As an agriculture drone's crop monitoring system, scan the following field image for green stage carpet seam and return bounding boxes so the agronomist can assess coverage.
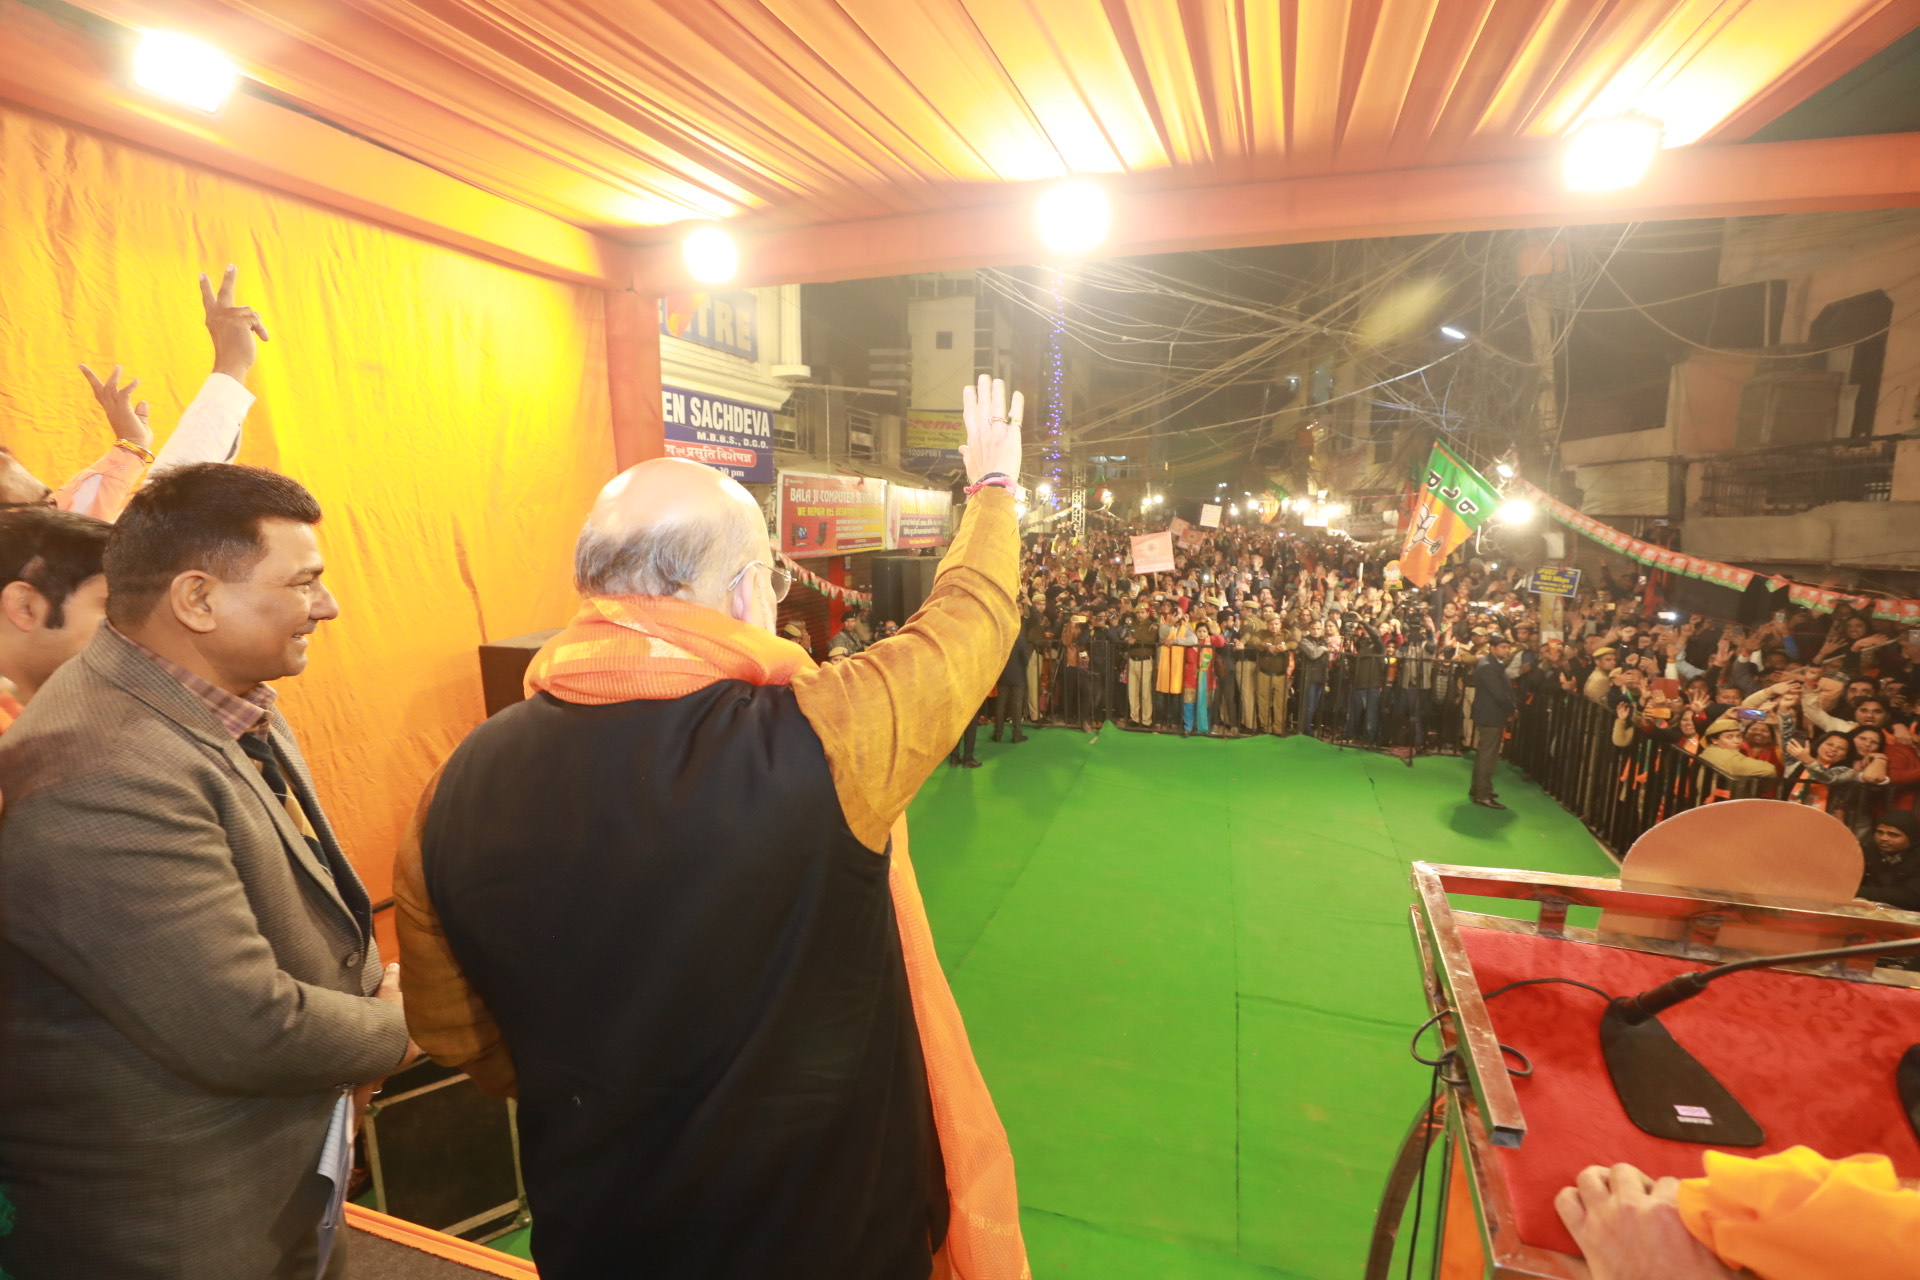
[938,741,1097,980]
[1235,991,1420,1032]
[1015,1206,1319,1280]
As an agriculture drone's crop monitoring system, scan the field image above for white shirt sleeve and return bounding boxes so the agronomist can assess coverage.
[151,373,253,474]
[63,473,106,514]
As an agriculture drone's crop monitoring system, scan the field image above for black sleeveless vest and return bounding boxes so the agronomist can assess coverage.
[422,684,947,1279]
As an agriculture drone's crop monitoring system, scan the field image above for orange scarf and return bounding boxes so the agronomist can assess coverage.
[526,596,1030,1280]
[1679,1147,1920,1280]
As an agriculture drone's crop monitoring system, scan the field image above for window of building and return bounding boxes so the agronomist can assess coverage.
[1810,290,1893,438]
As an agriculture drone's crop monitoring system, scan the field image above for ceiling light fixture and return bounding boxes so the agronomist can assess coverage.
[1561,114,1664,192]
[682,226,739,284]
[132,30,239,113]
[1034,180,1111,256]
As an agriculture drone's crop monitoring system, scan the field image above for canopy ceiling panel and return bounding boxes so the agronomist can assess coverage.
[60,0,1920,240]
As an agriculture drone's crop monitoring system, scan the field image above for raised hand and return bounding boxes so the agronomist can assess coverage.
[958,374,1024,488]
[77,363,153,450]
[201,264,271,382]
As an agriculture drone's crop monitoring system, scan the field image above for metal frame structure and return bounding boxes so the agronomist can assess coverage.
[363,1072,531,1244]
[1368,862,1920,1279]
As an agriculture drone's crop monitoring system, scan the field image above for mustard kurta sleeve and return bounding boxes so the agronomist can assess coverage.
[392,765,519,1096]
[791,487,1021,852]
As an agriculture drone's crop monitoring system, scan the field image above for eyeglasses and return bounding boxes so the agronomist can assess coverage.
[727,559,791,603]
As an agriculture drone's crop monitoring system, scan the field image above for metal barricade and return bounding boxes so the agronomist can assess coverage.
[1503,690,1787,854]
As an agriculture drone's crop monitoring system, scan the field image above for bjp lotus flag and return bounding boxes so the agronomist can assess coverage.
[1398,443,1501,588]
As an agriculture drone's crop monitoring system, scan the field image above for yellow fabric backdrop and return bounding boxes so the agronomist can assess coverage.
[0,103,615,925]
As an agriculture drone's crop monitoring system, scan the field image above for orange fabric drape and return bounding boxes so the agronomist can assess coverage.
[0,102,615,935]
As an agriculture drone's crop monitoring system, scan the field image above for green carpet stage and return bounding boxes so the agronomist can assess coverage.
[478,728,1610,1274]
[907,729,1613,1279]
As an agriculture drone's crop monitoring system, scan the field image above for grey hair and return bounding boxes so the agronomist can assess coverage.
[574,506,763,600]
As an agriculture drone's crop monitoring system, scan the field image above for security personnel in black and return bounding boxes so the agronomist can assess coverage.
[1469,635,1519,808]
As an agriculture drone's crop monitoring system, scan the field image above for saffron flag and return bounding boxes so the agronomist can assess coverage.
[1398,444,1501,588]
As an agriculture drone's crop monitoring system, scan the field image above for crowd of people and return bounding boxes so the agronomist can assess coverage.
[879,510,1920,910]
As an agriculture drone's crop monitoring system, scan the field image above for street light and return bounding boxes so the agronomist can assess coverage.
[1496,498,1536,526]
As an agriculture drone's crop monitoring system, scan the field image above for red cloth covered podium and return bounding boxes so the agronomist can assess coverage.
[1370,863,1920,1279]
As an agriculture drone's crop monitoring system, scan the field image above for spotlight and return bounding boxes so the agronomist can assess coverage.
[1561,114,1663,192]
[1439,325,1468,341]
[1230,505,1240,516]
[1496,462,1516,479]
[1036,480,1053,498]
[1034,180,1111,256]
[1098,488,1112,505]
[1496,498,1536,526]
[132,30,239,113]
[682,226,739,284]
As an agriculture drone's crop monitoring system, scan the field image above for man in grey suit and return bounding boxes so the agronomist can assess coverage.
[0,464,413,1278]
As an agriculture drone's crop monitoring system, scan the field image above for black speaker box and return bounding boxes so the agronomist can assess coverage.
[870,556,941,628]
[477,630,560,718]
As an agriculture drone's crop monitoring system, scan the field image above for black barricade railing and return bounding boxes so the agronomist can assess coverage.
[1289,654,1470,755]
[1014,646,1805,849]
[1504,689,1792,853]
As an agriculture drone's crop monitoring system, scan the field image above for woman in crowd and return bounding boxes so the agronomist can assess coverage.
[1782,730,1887,835]
[1180,621,1224,736]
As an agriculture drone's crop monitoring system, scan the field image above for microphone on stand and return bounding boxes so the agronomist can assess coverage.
[1601,936,1920,1146]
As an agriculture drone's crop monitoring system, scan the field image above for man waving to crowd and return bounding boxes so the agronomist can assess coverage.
[396,377,1031,1279]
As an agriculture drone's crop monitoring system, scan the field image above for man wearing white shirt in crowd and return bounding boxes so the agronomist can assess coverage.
[0,266,268,726]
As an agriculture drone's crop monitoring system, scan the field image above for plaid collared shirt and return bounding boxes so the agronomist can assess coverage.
[110,626,275,740]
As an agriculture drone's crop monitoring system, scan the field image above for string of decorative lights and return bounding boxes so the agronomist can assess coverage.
[1041,265,1068,506]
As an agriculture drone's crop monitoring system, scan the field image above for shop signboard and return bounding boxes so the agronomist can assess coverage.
[1525,566,1582,597]
[903,411,966,473]
[658,291,757,360]
[778,471,887,558]
[662,385,774,482]
[886,486,953,550]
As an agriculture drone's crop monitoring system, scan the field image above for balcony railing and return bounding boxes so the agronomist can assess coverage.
[1693,436,1894,518]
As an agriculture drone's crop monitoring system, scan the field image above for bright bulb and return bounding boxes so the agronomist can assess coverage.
[1034,180,1111,256]
[682,226,739,284]
[132,31,238,113]
[1561,114,1663,193]
[1496,498,1536,526]
[1036,480,1053,497]
[1496,462,1516,479]
[1439,325,1468,341]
